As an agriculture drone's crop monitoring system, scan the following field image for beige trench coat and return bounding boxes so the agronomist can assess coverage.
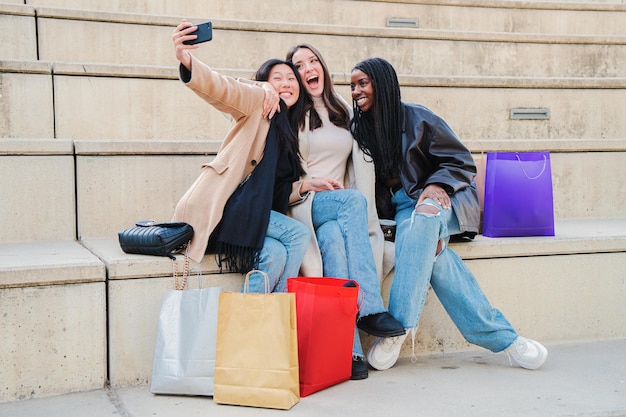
[172,55,270,262]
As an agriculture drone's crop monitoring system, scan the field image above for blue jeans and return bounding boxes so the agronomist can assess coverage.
[313,189,387,358]
[389,188,518,353]
[245,211,310,293]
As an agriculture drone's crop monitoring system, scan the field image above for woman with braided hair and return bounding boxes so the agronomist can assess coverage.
[350,57,548,371]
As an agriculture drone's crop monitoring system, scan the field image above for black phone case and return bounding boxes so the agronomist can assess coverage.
[184,21,212,45]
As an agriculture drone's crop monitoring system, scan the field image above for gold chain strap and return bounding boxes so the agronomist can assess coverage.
[172,244,191,290]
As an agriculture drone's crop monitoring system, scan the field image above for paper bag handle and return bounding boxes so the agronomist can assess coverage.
[243,270,270,294]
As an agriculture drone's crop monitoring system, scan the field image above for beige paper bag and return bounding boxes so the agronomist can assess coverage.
[213,272,299,410]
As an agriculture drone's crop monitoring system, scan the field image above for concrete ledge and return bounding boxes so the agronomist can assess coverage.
[20,0,626,36]
[0,68,54,138]
[47,68,626,141]
[452,218,626,259]
[0,239,107,402]
[84,217,626,279]
[32,6,626,44]
[81,237,241,281]
[74,152,214,238]
[0,5,37,62]
[31,9,626,77]
[82,237,243,388]
[0,281,107,402]
[0,137,73,155]
[72,141,626,235]
[377,220,626,356]
[0,140,75,241]
[393,251,626,352]
[464,138,626,152]
[84,216,626,387]
[52,61,626,88]
[0,240,105,288]
[0,4,35,16]
[73,138,223,155]
[0,60,52,74]
[4,61,625,140]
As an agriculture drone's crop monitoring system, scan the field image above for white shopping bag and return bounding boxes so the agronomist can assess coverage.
[150,271,222,396]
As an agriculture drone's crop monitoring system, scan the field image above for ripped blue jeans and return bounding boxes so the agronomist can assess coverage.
[389,188,518,352]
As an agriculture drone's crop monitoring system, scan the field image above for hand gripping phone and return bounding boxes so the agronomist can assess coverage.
[183,21,213,45]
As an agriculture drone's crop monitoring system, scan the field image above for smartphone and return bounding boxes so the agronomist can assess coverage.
[183,21,213,45]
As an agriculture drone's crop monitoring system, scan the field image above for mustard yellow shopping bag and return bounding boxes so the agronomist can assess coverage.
[213,271,299,410]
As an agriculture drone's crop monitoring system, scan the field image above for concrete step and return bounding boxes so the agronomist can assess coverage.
[2,217,624,397]
[0,240,107,401]
[2,61,625,141]
[40,10,626,77]
[82,219,626,387]
[2,134,625,397]
[72,139,626,240]
[2,5,625,77]
[20,0,626,35]
[3,137,625,396]
[0,139,75,241]
[2,0,625,406]
[2,138,624,246]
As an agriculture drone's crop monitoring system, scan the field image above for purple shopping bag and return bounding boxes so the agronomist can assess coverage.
[482,151,555,237]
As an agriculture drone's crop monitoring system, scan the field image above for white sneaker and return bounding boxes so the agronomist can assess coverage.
[366,332,408,371]
[505,336,548,370]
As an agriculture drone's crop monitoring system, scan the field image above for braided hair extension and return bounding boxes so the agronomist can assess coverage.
[254,59,306,178]
[350,57,403,179]
[286,43,350,131]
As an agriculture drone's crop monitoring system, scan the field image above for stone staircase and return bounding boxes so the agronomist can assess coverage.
[1,0,625,404]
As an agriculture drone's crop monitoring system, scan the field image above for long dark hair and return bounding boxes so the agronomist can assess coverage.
[350,57,403,179]
[286,43,350,132]
[253,59,306,177]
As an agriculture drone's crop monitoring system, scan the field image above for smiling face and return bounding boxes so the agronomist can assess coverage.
[350,68,374,113]
[267,64,300,108]
[290,47,325,98]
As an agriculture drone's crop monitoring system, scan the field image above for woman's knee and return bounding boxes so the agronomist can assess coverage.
[415,201,440,216]
[259,237,287,266]
[403,204,445,256]
[344,188,367,206]
[292,219,311,242]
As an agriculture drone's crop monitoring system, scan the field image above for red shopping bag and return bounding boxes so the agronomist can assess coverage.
[287,277,360,397]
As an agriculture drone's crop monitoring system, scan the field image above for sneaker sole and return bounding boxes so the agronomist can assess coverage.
[356,323,407,338]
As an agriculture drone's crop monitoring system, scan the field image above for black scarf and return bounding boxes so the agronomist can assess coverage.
[209,121,294,273]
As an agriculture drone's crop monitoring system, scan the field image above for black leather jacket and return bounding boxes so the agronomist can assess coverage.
[397,103,480,236]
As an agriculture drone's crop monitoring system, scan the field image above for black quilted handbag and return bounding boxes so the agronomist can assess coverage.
[118,220,194,259]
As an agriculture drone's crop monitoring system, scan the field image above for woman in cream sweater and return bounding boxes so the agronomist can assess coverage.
[286,44,404,380]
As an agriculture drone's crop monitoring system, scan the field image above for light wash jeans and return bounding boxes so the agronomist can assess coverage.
[389,188,518,352]
[313,189,388,358]
[245,210,310,294]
